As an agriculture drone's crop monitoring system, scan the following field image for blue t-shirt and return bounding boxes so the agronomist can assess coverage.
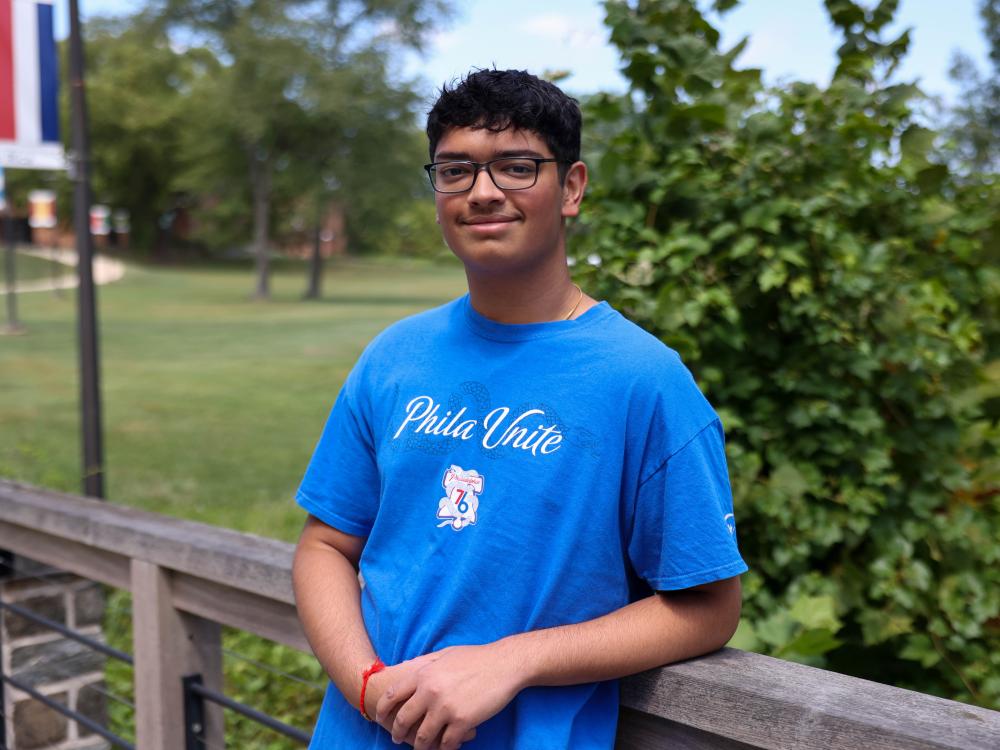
[296,296,747,749]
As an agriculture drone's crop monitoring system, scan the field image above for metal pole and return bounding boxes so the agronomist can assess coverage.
[0,550,10,750]
[183,675,206,750]
[2,209,20,334]
[68,0,104,499]
[0,587,6,750]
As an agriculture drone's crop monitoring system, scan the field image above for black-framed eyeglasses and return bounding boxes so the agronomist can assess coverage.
[423,157,569,194]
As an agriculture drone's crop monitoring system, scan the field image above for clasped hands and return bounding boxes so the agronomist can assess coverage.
[365,642,523,750]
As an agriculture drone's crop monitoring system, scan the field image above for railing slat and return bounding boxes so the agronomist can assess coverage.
[0,519,129,589]
[131,560,225,750]
[171,571,310,653]
[615,708,757,750]
[621,648,1000,750]
[0,480,293,603]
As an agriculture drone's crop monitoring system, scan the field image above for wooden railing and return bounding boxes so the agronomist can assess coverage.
[1,478,998,749]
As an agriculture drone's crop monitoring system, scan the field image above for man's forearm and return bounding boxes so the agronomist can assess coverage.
[377,577,742,747]
[502,578,742,690]
[291,533,374,710]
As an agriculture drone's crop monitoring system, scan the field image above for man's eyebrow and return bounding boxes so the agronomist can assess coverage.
[433,149,550,161]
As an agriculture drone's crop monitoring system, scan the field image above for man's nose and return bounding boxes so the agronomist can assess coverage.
[468,166,505,204]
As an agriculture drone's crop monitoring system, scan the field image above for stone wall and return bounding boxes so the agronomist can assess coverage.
[1,556,109,750]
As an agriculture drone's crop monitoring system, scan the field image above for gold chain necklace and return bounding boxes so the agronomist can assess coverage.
[563,284,584,320]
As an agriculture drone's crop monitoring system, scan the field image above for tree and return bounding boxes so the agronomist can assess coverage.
[947,0,999,173]
[156,0,450,298]
[578,0,999,708]
[270,50,432,298]
[84,13,211,254]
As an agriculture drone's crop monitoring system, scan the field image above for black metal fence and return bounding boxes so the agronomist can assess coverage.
[0,556,312,749]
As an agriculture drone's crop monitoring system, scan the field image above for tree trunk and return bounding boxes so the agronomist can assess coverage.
[250,149,272,299]
[303,217,323,300]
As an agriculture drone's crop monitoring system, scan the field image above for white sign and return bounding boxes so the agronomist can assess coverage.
[0,142,65,170]
[0,1,66,171]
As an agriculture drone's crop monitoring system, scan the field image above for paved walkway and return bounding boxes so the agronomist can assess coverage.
[0,248,126,294]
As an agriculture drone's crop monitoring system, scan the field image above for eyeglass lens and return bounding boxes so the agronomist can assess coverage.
[431,159,539,192]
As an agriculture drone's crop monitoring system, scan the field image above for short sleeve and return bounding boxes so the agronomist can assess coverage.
[295,371,380,537]
[628,420,748,591]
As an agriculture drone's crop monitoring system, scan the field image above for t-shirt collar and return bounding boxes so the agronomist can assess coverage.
[462,294,612,342]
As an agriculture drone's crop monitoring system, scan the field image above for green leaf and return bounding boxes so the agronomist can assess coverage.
[730,235,757,259]
[790,595,841,630]
[729,618,762,651]
[916,164,949,193]
[782,627,843,657]
[758,262,788,291]
[900,125,935,166]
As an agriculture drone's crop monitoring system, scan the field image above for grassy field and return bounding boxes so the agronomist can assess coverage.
[3,255,470,745]
[3,249,70,284]
[1,255,468,541]
[0,260,464,540]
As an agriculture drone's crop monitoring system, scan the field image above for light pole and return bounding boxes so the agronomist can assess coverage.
[68,0,104,499]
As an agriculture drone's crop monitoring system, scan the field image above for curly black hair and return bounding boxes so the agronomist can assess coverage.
[426,69,582,170]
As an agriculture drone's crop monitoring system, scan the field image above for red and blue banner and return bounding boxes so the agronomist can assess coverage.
[0,0,65,170]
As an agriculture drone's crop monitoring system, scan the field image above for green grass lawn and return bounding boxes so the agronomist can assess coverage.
[4,249,71,284]
[1,255,468,541]
[3,255,472,746]
[3,255,469,746]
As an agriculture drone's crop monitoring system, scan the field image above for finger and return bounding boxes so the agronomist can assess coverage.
[378,705,400,738]
[410,712,447,750]
[391,695,430,745]
[439,723,474,750]
[376,676,416,725]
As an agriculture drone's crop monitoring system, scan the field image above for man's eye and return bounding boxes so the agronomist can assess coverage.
[439,164,472,179]
[498,160,536,176]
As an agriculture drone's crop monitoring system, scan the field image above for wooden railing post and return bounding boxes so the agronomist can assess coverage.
[131,559,224,749]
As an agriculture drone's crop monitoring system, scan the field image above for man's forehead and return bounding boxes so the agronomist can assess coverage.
[433,126,551,160]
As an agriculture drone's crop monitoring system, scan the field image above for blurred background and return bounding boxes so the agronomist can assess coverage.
[1,0,997,745]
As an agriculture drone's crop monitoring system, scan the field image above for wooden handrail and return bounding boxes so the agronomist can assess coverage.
[1,478,998,749]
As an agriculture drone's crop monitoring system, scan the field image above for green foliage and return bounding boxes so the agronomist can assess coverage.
[359,198,451,258]
[9,1,449,266]
[155,0,450,295]
[579,0,1000,708]
[84,14,209,252]
[946,0,1000,174]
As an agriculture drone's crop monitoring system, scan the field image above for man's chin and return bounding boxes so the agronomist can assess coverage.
[449,246,551,277]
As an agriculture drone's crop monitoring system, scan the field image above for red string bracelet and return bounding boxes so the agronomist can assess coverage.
[359,657,385,721]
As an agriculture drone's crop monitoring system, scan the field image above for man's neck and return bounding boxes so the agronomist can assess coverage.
[465,265,593,324]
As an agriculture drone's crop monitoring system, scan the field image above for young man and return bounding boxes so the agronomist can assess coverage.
[292,69,747,750]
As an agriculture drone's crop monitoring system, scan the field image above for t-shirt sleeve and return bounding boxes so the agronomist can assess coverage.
[628,419,748,591]
[295,368,380,538]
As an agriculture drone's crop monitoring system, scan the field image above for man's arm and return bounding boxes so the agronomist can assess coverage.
[291,516,476,740]
[291,516,376,711]
[377,576,742,750]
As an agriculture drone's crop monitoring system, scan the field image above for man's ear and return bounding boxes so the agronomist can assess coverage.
[561,161,588,219]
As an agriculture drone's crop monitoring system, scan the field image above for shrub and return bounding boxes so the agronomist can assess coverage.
[574,0,1000,707]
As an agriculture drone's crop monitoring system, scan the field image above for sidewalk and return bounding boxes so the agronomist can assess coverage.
[0,248,126,294]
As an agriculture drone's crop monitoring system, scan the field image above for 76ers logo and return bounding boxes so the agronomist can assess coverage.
[437,465,484,531]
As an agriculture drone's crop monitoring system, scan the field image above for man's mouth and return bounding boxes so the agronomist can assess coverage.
[462,215,518,226]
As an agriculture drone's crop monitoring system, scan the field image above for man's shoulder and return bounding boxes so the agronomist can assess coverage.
[591,307,689,377]
[366,296,464,353]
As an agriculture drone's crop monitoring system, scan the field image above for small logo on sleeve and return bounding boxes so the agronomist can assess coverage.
[437,465,484,531]
[724,513,736,536]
